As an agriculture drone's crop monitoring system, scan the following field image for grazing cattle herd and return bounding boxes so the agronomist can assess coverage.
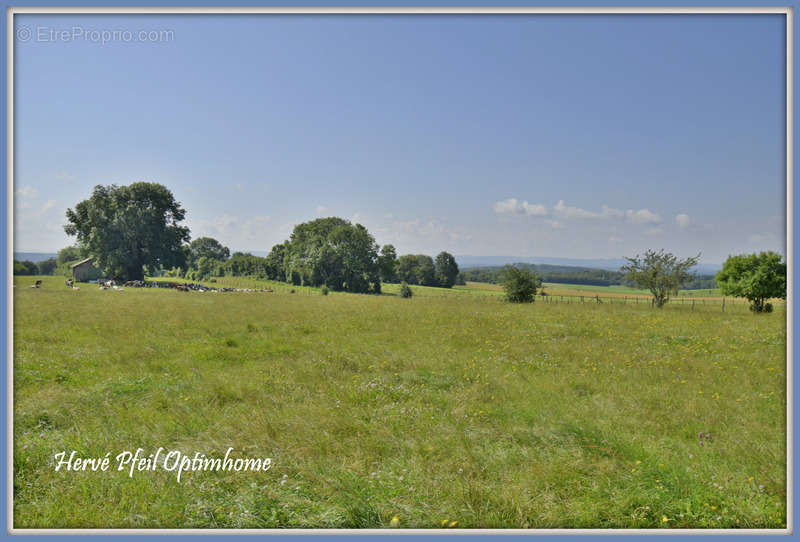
[52,278,274,294]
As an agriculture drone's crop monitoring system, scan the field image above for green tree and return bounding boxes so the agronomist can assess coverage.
[37,257,58,276]
[265,242,288,281]
[397,254,420,284]
[500,265,537,303]
[188,237,230,267]
[621,249,700,308]
[64,183,190,281]
[415,255,436,286]
[13,260,38,276]
[57,245,84,266]
[377,244,398,283]
[284,217,381,293]
[434,251,459,288]
[716,251,786,313]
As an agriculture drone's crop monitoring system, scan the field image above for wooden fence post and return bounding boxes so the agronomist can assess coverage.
[722,298,725,312]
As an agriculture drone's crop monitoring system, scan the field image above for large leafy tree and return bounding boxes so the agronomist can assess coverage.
[189,237,230,267]
[397,254,420,284]
[377,244,398,283]
[64,183,190,281]
[265,242,289,281]
[284,217,381,293]
[396,254,438,286]
[415,255,436,286]
[622,249,700,308]
[716,251,786,312]
[434,251,459,288]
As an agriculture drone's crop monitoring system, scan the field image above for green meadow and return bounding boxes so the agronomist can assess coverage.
[13,276,786,529]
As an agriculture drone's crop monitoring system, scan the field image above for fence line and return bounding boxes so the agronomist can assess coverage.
[524,292,773,312]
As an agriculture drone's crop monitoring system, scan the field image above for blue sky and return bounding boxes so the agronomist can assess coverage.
[13,13,786,263]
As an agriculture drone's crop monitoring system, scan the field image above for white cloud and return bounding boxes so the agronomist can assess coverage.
[187,214,272,249]
[554,200,601,219]
[54,171,76,181]
[601,205,624,218]
[371,216,473,253]
[40,199,57,213]
[675,214,691,229]
[545,220,564,229]
[625,208,663,225]
[747,232,780,245]
[15,186,38,198]
[645,226,664,236]
[553,200,624,220]
[608,236,623,242]
[493,198,548,217]
[316,205,329,215]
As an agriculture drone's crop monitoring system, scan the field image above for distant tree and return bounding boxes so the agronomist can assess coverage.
[189,237,230,267]
[434,251,460,288]
[397,254,420,284]
[57,245,84,266]
[64,183,190,281]
[716,251,786,313]
[377,244,398,283]
[500,265,537,303]
[622,249,700,308]
[415,255,436,286]
[194,256,217,280]
[37,257,58,276]
[399,281,413,298]
[265,242,288,281]
[13,260,38,276]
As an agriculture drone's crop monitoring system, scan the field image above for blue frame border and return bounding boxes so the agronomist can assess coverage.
[0,1,796,541]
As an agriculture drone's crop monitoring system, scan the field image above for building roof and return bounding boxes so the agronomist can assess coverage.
[70,257,95,268]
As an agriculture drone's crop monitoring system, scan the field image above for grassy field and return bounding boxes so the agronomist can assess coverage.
[13,276,786,529]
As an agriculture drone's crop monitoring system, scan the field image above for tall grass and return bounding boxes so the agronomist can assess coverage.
[13,276,786,528]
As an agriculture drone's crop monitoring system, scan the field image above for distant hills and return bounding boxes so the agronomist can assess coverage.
[454,255,722,275]
[14,252,57,263]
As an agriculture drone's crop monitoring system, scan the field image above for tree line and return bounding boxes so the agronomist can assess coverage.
[170,225,460,293]
[459,263,718,290]
[53,183,460,294]
[13,246,85,277]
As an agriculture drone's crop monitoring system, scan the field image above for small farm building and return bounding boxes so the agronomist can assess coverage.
[70,258,102,282]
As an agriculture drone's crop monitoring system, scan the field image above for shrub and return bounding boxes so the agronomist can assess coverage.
[500,265,537,303]
[399,281,413,298]
[321,285,329,296]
